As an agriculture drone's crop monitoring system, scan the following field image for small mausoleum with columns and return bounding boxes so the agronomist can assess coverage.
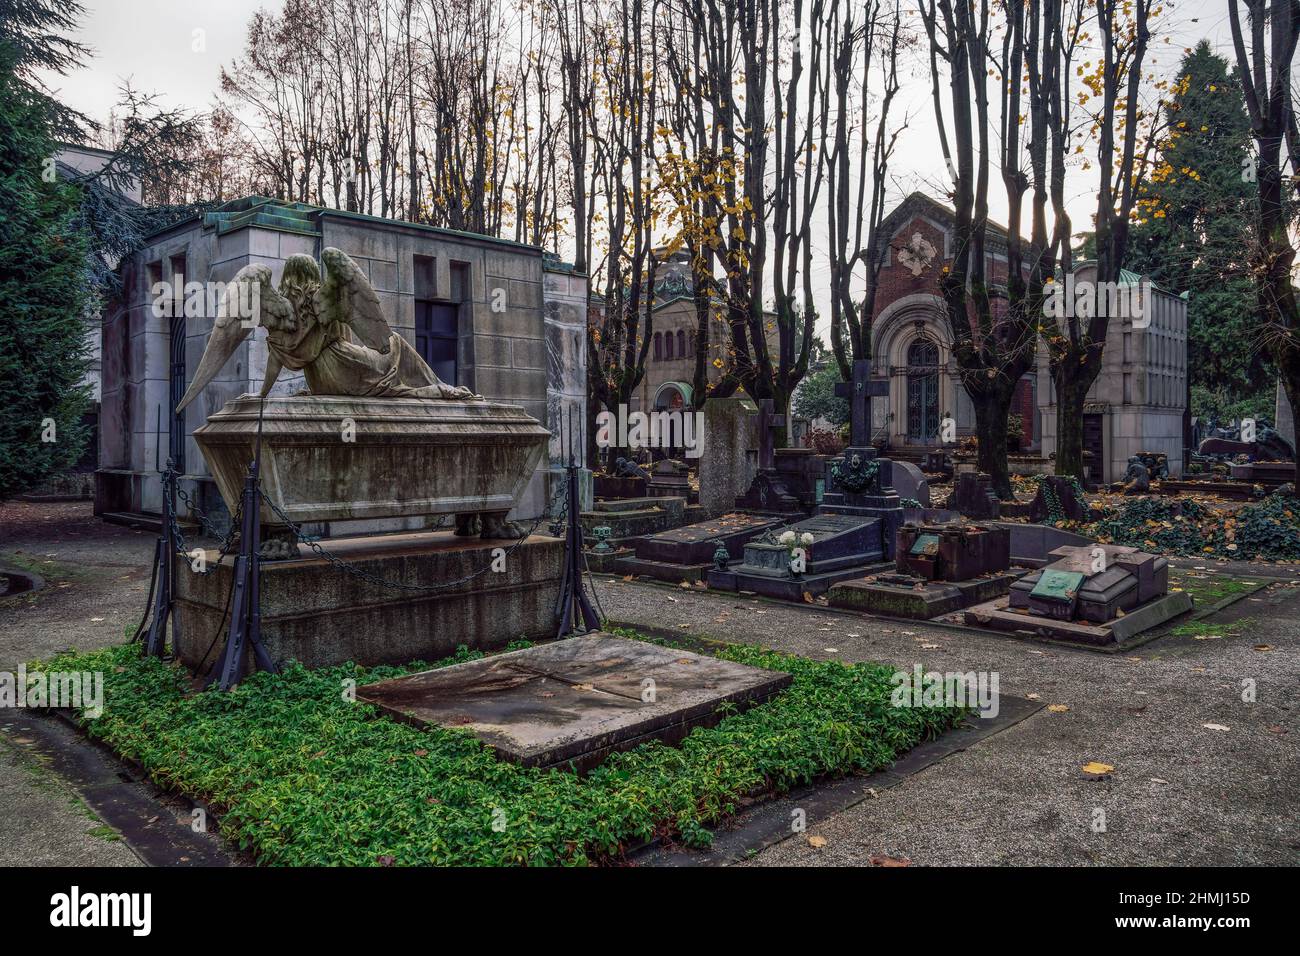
[866,192,1189,484]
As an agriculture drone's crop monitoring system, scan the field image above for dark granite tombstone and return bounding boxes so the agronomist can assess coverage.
[896,523,1011,582]
[734,401,824,518]
[706,511,891,600]
[814,358,906,560]
[594,475,648,499]
[891,460,931,507]
[952,471,1001,520]
[923,450,953,478]
[647,459,696,502]
[735,448,825,517]
[616,512,788,583]
[828,523,1016,619]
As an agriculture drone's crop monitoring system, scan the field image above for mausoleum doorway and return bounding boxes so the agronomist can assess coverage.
[906,339,941,443]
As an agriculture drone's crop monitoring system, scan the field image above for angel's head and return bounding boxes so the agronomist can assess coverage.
[279,254,321,325]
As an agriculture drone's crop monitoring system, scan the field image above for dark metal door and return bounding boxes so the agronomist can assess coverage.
[906,340,940,442]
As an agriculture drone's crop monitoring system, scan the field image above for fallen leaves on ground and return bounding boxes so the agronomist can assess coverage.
[1047,704,1070,713]
[1081,761,1115,777]
[807,835,828,848]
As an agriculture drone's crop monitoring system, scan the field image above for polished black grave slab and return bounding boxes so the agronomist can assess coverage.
[705,512,891,600]
[616,512,789,582]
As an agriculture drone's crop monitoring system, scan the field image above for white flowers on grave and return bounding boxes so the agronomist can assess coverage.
[800,532,814,546]
[778,530,797,547]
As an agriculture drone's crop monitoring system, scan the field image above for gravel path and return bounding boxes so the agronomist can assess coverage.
[0,500,158,667]
[1,501,157,865]
[3,502,1296,866]
[590,573,1300,866]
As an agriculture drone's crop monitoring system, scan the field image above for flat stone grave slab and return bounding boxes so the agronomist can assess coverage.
[357,634,792,772]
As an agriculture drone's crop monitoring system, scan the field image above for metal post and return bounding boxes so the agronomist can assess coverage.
[205,399,277,690]
[143,437,182,656]
[556,407,599,638]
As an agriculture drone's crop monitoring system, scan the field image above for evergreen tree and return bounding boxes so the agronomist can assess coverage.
[1126,41,1265,404]
[0,2,93,498]
[793,364,850,427]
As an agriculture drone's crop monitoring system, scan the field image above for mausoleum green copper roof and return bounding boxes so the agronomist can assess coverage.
[146,194,547,252]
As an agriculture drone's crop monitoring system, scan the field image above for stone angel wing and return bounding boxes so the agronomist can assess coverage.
[319,247,393,354]
[175,264,294,412]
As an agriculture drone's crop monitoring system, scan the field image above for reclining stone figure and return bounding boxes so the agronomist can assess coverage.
[178,248,527,539]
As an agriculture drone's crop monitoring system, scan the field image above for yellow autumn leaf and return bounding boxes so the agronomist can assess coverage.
[807,835,828,848]
[1081,761,1114,775]
[1048,704,1070,713]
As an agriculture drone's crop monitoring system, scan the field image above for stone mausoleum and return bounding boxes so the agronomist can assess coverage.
[866,192,1189,483]
[95,196,587,532]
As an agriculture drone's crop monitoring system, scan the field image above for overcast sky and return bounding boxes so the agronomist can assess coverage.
[43,0,1240,320]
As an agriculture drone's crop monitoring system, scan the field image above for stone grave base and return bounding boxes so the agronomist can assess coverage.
[1156,480,1256,501]
[616,555,713,584]
[617,513,788,584]
[962,591,1193,646]
[579,496,690,545]
[708,561,893,601]
[174,531,564,671]
[357,633,791,772]
[584,546,634,574]
[828,572,1020,619]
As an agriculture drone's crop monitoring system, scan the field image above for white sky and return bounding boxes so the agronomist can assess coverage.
[45,0,1239,327]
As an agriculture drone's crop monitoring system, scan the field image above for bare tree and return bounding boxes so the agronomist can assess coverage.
[1229,0,1300,485]
[919,0,1053,497]
[823,0,906,382]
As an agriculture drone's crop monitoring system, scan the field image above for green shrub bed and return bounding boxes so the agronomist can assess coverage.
[42,636,966,866]
[1092,494,1300,561]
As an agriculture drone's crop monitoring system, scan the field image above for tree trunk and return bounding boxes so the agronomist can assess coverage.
[973,390,1013,499]
[1053,371,1090,482]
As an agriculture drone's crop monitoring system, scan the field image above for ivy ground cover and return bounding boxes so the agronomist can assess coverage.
[40,635,966,866]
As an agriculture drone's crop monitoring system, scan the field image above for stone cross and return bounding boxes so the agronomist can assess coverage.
[756,398,786,471]
[835,358,890,448]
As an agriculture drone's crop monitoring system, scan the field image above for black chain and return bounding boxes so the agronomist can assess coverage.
[256,481,569,592]
[166,468,243,574]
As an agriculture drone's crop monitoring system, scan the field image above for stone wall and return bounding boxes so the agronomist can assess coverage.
[1277,380,1295,451]
[698,397,759,516]
[543,261,592,512]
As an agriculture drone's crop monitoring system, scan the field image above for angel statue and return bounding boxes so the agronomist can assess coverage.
[177,248,529,540]
[176,247,479,414]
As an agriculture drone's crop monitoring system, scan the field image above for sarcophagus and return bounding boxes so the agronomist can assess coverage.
[193,394,549,526]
